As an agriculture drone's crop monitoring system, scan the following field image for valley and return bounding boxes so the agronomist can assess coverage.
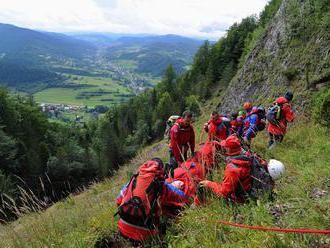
[0,24,203,121]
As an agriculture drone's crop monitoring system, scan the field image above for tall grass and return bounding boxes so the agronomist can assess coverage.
[0,117,328,247]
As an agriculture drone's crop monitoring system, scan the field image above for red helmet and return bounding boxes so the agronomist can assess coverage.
[243,102,252,110]
[220,136,242,156]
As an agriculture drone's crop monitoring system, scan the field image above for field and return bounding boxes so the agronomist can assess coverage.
[33,76,134,107]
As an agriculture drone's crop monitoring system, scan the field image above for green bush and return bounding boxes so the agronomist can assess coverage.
[283,68,299,81]
[312,87,330,127]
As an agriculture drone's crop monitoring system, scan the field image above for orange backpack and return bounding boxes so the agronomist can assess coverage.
[116,159,165,229]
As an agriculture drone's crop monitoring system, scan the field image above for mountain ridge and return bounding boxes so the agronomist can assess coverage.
[0,23,202,92]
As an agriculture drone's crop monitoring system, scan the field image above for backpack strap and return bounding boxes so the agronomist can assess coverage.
[145,177,164,227]
[227,155,251,162]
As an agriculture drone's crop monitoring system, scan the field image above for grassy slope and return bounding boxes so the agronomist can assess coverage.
[163,119,330,247]
[0,102,329,247]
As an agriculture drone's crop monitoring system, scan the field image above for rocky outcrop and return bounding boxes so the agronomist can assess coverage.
[219,0,330,112]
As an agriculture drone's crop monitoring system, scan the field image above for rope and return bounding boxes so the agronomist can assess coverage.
[211,219,330,234]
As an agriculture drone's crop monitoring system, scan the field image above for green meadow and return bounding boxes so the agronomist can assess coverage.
[33,76,134,107]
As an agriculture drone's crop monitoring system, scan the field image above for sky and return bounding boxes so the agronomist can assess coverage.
[0,0,269,40]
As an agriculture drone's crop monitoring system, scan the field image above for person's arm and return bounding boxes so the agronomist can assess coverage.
[203,120,210,132]
[201,167,239,198]
[170,126,182,162]
[189,127,195,154]
[238,121,244,137]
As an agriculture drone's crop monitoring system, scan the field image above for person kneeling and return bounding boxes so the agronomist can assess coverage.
[199,136,253,203]
[199,136,285,203]
[115,158,186,244]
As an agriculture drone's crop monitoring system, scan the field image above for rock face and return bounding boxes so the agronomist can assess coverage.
[219,0,330,112]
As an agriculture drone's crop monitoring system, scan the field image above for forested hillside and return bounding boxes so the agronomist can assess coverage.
[0,0,329,246]
[0,24,95,90]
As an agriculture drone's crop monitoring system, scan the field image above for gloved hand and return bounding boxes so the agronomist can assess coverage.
[203,123,209,132]
[199,180,211,188]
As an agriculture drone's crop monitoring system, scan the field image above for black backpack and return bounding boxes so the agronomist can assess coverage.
[266,103,283,126]
[255,108,266,131]
[249,155,274,200]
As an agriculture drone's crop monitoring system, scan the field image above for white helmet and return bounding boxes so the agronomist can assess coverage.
[268,159,285,180]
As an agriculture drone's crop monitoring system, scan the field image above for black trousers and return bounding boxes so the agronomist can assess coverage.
[168,149,187,168]
[268,133,284,148]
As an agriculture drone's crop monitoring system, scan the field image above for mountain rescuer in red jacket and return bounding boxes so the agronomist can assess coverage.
[116,158,186,243]
[267,91,295,148]
[203,111,231,141]
[162,141,222,216]
[169,110,195,170]
[243,107,261,144]
[199,135,253,203]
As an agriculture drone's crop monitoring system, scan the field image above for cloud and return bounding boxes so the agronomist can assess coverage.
[0,0,268,40]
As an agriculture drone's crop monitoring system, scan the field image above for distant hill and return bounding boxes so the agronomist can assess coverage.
[0,24,203,92]
[0,23,96,89]
[67,32,151,46]
[103,34,204,76]
[0,24,95,65]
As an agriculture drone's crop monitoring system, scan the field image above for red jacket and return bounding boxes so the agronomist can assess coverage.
[205,151,252,202]
[170,118,195,163]
[162,158,208,213]
[205,116,230,141]
[267,97,295,135]
[196,141,220,170]
[181,158,208,183]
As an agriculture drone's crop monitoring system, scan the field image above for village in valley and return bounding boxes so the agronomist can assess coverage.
[40,102,109,123]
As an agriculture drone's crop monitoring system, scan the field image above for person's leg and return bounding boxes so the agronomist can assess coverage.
[183,150,188,161]
[167,149,178,177]
[275,134,284,143]
[196,184,207,205]
[169,149,178,168]
[268,133,275,149]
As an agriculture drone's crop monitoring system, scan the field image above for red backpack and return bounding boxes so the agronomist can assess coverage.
[116,159,165,229]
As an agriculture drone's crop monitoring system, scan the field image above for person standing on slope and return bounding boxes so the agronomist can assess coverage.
[169,110,195,170]
[203,111,231,141]
[267,91,295,149]
[243,107,263,145]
